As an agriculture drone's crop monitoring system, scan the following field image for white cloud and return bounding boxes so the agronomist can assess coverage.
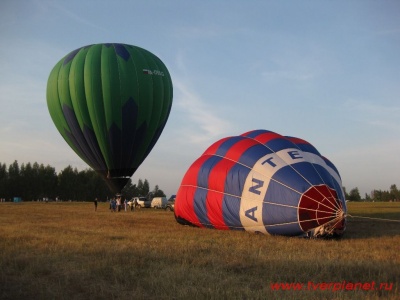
[170,51,232,145]
[173,79,232,145]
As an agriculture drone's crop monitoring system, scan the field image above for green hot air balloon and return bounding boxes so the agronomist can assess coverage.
[46,43,173,192]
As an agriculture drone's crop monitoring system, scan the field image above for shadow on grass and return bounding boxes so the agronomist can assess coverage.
[343,216,400,239]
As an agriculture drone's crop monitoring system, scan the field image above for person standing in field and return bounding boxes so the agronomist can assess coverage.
[94,198,98,211]
[111,198,116,212]
[116,197,121,212]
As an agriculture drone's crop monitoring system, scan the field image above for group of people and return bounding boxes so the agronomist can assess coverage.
[93,197,134,212]
[109,197,130,212]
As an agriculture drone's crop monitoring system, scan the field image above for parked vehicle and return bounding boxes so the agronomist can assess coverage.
[128,197,148,210]
[165,195,176,211]
[128,196,168,209]
[150,197,168,209]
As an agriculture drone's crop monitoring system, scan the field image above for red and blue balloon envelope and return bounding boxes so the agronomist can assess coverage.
[175,130,346,238]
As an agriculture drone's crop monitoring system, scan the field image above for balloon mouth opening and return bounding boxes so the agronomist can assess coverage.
[101,171,132,193]
[298,185,346,236]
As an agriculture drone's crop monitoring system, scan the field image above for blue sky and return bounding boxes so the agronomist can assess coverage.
[1,0,399,198]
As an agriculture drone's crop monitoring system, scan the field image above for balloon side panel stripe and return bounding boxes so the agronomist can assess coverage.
[176,186,204,228]
[175,156,210,226]
[286,137,321,156]
[238,144,274,167]
[193,156,222,228]
[222,194,245,230]
[197,156,223,188]
[211,138,258,229]
[241,129,274,139]
[264,180,302,235]
[193,188,213,228]
[215,136,244,157]
[224,164,251,199]
[245,131,283,144]
[264,138,297,152]
[62,105,103,170]
[120,98,139,175]
[206,190,229,230]
[180,156,210,186]
[102,45,121,171]
[85,45,112,171]
[203,137,230,156]
[69,48,107,172]
[207,158,238,229]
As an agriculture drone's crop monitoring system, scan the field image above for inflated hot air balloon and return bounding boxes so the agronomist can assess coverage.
[175,130,346,238]
[47,43,173,192]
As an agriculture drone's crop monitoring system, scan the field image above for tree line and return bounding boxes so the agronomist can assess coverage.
[1,160,398,202]
[0,160,166,202]
[343,185,400,202]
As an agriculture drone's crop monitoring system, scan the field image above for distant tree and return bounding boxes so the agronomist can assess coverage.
[0,161,169,202]
[8,160,20,198]
[364,193,371,201]
[143,179,150,196]
[136,179,150,197]
[121,179,139,199]
[0,163,8,199]
[20,162,36,200]
[348,187,361,201]
[40,164,58,200]
[77,169,90,200]
[136,179,144,196]
[371,189,392,202]
[58,166,79,200]
[152,185,166,197]
[86,170,113,201]
[389,184,400,201]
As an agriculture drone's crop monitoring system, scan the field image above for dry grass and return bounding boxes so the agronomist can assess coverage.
[0,201,399,300]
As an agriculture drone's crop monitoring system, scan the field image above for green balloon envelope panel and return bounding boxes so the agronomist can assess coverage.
[46,43,173,192]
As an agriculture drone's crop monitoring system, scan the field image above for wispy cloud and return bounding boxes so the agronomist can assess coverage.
[343,98,400,132]
[259,42,323,84]
[344,98,400,115]
[173,79,232,145]
[261,70,314,82]
[173,23,235,40]
[34,0,107,32]
[169,51,233,145]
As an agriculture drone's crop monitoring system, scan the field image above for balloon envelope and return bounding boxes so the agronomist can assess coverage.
[175,130,346,238]
[47,43,173,192]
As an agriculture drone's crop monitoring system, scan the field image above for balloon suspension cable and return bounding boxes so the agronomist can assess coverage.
[346,214,400,223]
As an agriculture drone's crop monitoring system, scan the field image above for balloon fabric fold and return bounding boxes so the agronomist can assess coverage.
[47,43,173,192]
[175,130,346,238]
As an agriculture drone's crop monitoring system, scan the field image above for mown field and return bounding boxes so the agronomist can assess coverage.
[0,201,399,300]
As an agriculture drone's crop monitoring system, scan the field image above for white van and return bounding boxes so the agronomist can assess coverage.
[150,197,168,209]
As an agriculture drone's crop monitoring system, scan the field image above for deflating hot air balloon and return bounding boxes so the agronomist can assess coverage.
[47,43,173,192]
[175,130,346,238]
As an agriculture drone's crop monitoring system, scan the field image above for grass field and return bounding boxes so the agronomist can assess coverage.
[0,201,399,300]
